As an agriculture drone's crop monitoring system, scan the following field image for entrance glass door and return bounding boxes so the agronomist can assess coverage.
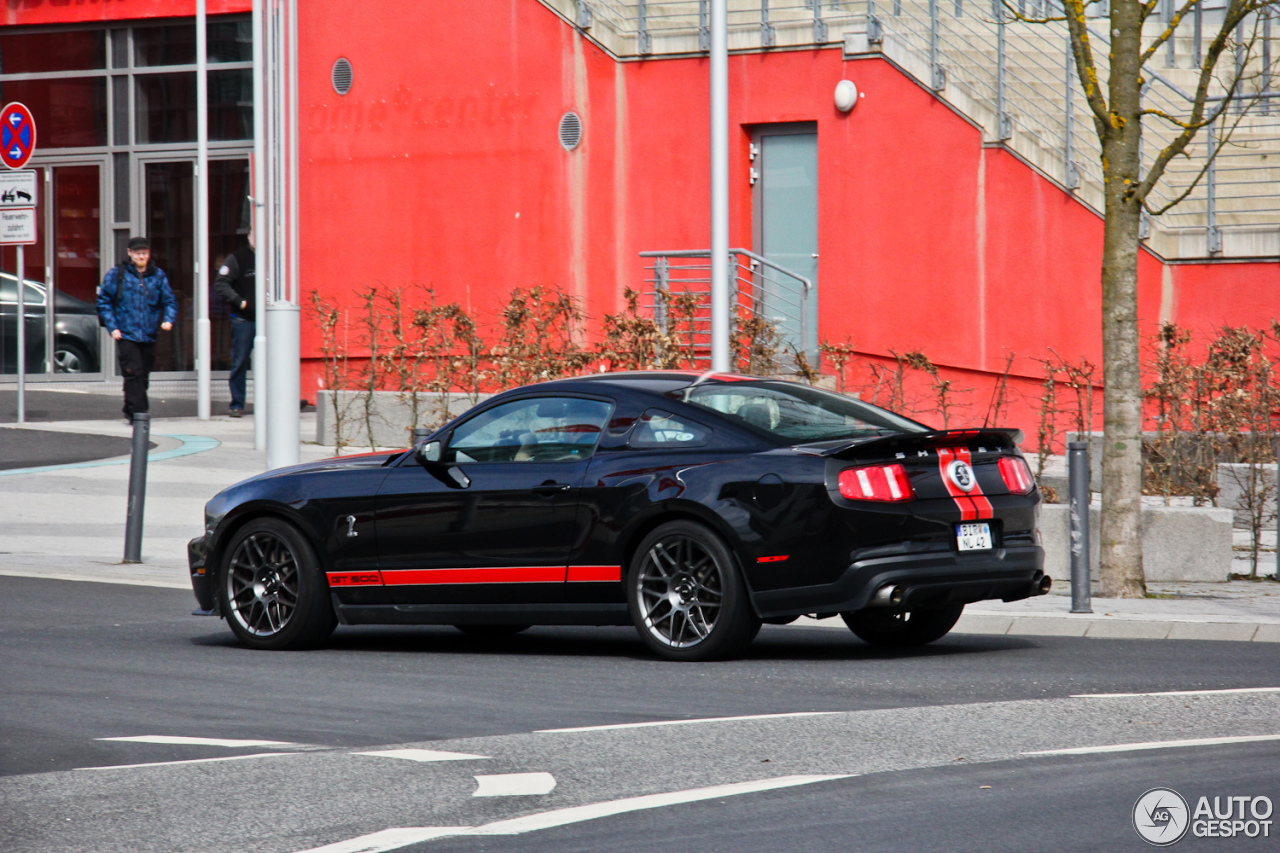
[143,160,194,372]
[754,125,818,356]
[1,162,105,375]
[141,156,249,374]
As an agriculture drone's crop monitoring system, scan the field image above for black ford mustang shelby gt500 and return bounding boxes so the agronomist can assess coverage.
[189,372,1048,660]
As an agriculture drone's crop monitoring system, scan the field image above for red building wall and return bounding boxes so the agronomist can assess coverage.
[7,0,1279,436]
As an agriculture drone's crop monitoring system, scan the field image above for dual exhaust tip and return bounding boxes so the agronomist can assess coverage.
[872,573,1053,607]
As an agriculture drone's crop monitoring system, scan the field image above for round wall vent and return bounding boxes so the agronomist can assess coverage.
[331,57,353,95]
[559,111,583,151]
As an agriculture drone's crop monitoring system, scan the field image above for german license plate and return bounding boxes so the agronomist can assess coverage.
[956,522,993,552]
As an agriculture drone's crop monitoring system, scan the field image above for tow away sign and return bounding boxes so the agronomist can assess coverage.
[0,169,37,207]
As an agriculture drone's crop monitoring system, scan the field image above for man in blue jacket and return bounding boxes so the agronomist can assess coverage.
[97,237,178,422]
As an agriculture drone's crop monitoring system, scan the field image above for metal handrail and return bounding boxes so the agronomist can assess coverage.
[639,248,813,364]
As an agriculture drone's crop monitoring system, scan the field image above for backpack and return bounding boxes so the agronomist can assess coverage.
[97,262,126,329]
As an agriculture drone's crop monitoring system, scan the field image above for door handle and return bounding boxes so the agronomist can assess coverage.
[533,481,571,495]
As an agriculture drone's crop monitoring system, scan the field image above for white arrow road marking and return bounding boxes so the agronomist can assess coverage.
[1071,686,1280,699]
[81,752,298,771]
[296,775,849,853]
[473,772,557,797]
[97,735,298,748]
[537,711,842,733]
[1023,733,1280,756]
[353,749,489,762]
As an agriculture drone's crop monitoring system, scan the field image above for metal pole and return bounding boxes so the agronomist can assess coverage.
[123,412,151,563]
[996,0,1009,140]
[15,244,24,423]
[1068,440,1092,613]
[196,0,211,419]
[710,0,730,373]
[252,0,267,450]
[265,0,300,469]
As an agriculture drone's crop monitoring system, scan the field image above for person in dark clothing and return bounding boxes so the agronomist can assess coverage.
[96,237,178,423]
[213,230,256,417]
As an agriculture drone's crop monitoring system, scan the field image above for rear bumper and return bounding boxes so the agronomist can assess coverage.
[188,535,216,613]
[750,545,1045,619]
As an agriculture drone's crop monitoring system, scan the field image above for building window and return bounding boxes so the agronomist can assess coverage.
[0,30,105,73]
[0,77,107,147]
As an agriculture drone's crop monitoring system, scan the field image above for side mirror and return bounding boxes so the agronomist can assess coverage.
[415,440,442,466]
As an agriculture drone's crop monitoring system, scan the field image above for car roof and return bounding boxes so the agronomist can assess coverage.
[536,370,768,395]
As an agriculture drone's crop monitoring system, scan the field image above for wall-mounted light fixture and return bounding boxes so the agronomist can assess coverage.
[834,79,858,113]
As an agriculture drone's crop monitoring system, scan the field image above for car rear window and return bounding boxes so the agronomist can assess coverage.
[678,381,927,442]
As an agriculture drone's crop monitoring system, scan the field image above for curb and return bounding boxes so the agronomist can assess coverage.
[795,614,1280,642]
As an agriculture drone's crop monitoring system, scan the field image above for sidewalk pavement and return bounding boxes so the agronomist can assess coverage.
[0,414,1276,642]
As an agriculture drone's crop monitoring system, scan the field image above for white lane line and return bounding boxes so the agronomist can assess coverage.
[473,772,557,797]
[81,752,298,771]
[1022,733,1280,756]
[297,828,472,853]
[1072,686,1280,699]
[352,749,489,763]
[97,735,298,748]
[537,711,842,733]
[295,775,848,853]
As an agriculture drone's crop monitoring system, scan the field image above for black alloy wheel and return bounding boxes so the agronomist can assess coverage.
[628,520,760,661]
[840,603,965,647]
[218,517,336,650]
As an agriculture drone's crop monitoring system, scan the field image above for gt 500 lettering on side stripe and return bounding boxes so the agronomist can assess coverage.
[327,572,385,587]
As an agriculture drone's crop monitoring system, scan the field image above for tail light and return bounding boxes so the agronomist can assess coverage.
[838,463,914,502]
[998,456,1035,495]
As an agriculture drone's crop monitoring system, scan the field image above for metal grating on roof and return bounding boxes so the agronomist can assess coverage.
[559,111,583,150]
[331,57,353,95]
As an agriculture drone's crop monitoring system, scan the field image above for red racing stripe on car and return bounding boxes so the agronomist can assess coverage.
[380,567,567,585]
[326,571,385,587]
[937,447,977,521]
[954,447,994,520]
[567,565,622,582]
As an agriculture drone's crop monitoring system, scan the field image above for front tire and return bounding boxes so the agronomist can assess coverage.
[841,604,964,647]
[627,521,760,661]
[218,518,336,650]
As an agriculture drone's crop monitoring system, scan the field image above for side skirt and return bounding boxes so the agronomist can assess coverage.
[336,602,631,627]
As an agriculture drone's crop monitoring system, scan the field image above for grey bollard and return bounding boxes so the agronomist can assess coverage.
[1068,440,1092,613]
[123,413,150,563]
[412,427,431,445]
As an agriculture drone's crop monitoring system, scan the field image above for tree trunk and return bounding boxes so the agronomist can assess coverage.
[1098,1,1147,599]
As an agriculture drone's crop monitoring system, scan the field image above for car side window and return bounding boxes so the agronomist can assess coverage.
[629,408,710,449]
[446,397,613,464]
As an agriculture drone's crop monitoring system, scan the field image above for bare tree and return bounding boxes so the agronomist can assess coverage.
[1041,0,1277,596]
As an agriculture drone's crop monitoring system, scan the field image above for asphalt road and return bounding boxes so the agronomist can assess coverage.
[2,575,1277,853]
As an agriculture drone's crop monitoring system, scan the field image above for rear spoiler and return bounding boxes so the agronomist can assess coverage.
[795,428,1025,459]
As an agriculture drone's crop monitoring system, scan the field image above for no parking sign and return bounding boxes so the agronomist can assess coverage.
[0,102,36,169]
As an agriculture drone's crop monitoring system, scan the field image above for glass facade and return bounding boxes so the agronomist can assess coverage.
[0,17,253,376]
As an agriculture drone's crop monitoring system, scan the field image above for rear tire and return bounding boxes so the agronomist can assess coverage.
[627,520,760,661]
[454,624,531,637]
[841,604,964,647]
[218,517,336,650]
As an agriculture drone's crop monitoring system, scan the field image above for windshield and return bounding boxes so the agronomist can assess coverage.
[679,380,928,443]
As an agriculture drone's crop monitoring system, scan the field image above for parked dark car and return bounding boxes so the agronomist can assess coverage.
[189,372,1048,660]
[0,273,101,374]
